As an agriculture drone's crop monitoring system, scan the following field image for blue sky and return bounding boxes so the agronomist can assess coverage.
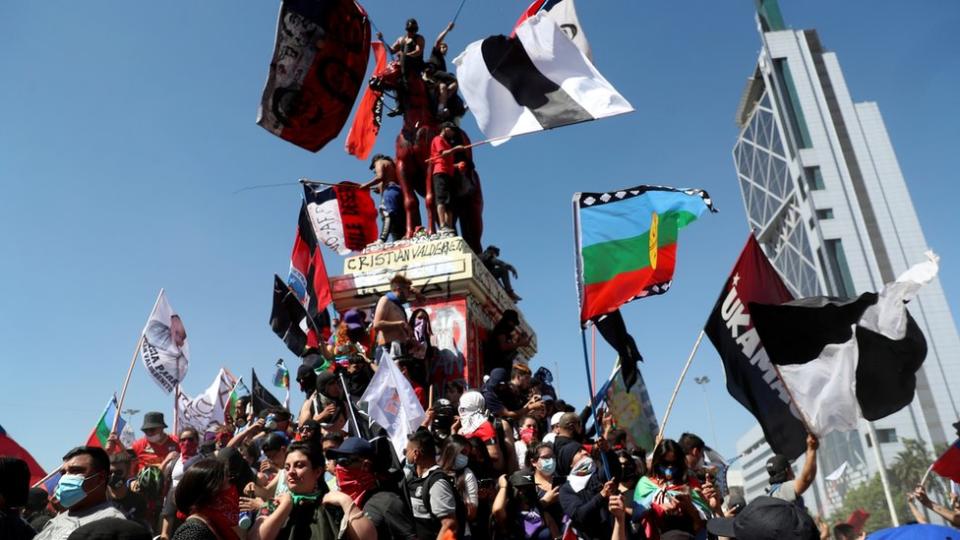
[2,1,958,471]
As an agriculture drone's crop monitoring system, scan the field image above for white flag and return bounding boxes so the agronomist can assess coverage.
[140,290,190,393]
[515,0,592,60]
[454,12,632,146]
[177,368,237,434]
[359,351,425,457]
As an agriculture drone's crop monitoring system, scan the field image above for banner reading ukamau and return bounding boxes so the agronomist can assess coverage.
[140,291,190,394]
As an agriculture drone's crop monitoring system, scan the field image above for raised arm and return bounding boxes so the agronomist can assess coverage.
[435,22,454,49]
[794,433,819,495]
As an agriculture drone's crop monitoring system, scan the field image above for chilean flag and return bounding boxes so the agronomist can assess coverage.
[932,440,960,484]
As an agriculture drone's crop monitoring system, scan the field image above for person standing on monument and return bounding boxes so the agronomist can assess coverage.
[373,274,423,361]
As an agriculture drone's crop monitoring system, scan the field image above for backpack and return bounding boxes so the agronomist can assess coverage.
[411,468,467,540]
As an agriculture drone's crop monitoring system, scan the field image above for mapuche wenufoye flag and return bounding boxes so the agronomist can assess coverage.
[454,12,632,146]
[703,235,807,459]
[749,252,939,437]
[257,0,371,152]
[575,185,714,389]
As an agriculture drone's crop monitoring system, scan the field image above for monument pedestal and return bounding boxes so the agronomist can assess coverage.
[330,236,536,388]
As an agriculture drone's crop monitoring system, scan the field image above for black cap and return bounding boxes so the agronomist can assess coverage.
[325,437,376,459]
[509,469,535,488]
[140,412,167,430]
[706,496,818,540]
[766,455,791,477]
[296,363,317,383]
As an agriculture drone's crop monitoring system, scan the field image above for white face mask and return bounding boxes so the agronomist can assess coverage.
[146,433,165,443]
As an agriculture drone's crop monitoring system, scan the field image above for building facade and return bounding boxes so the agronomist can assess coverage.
[730,0,960,516]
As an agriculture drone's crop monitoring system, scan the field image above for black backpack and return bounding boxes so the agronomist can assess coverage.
[413,468,467,540]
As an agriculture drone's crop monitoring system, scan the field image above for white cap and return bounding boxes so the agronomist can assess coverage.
[550,412,564,427]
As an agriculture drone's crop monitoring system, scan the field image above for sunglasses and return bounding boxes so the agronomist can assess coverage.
[298,426,315,433]
[335,456,361,467]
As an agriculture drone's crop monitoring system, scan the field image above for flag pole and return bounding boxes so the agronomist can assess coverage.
[866,421,900,526]
[656,329,705,444]
[112,288,164,436]
[31,468,60,489]
[338,372,362,438]
[580,327,611,478]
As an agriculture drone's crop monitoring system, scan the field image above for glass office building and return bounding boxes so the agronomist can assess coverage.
[731,1,960,516]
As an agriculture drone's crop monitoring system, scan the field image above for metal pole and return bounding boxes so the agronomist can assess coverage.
[866,422,900,526]
[657,330,705,443]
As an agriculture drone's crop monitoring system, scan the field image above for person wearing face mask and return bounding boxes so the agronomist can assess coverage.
[35,446,126,540]
[634,439,709,539]
[439,436,478,538]
[324,437,417,540]
[129,412,179,476]
[171,458,241,540]
[514,416,540,470]
[457,391,507,474]
[558,447,618,540]
[159,428,204,540]
[528,443,564,539]
[106,453,149,531]
[405,430,464,540]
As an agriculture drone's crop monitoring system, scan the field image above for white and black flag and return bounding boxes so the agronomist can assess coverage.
[453,12,632,146]
[750,252,939,436]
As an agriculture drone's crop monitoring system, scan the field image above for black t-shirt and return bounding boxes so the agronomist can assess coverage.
[111,490,148,525]
[362,490,418,540]
[428,46,447,73]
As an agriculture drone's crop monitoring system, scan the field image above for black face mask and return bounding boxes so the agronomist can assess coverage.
[109,471,127,489]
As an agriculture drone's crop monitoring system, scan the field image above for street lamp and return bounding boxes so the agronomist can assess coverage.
[694,376,719,447]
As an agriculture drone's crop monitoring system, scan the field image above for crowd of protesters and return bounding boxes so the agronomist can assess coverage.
[2,274,958,540]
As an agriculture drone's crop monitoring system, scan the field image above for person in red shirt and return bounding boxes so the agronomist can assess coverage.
[129,412,178,475]
[429,122,468,234]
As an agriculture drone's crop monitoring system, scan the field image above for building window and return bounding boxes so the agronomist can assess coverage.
[877,429,897,444]
[825,239,856,298]
[772,58,813,149]
[865,429,898,447]
[816,209,834,219]
[805,167,825,190]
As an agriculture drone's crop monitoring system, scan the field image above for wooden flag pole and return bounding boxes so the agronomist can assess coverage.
[112,288,164,436]
[656,329,705,444]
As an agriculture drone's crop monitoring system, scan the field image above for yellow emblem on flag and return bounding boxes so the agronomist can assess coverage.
[649,211,659,269]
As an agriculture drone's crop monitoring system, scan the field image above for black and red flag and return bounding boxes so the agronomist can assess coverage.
[287,202,332,350]
[257,0,371,152]
[703,234,807,459]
